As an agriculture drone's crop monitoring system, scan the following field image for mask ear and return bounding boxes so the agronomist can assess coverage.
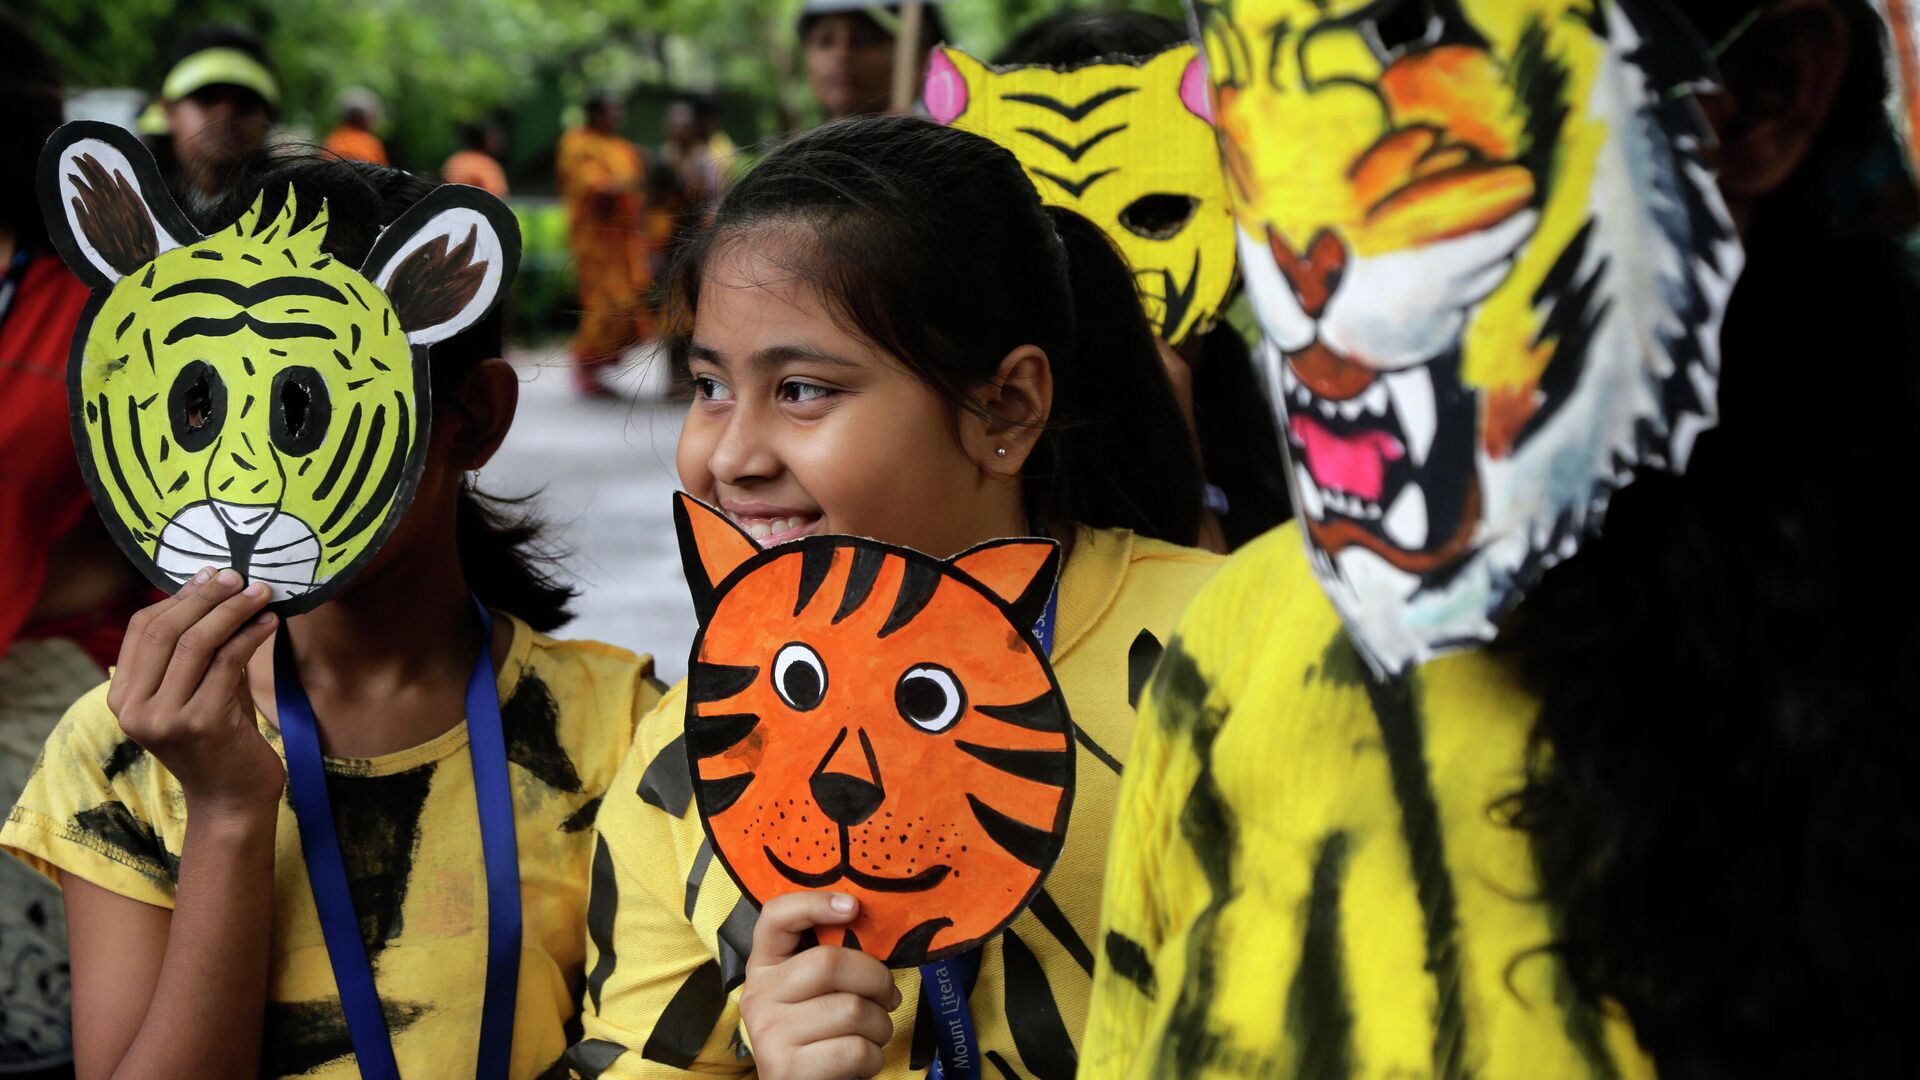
[38,120,199,289]
[1179,49,1213,124]
[359,184,521,346]
[674,493,762,623]
[949,537,1061,629]
[924,46,976,125]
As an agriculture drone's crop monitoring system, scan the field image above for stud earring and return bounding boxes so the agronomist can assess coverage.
[995,447,1008,458]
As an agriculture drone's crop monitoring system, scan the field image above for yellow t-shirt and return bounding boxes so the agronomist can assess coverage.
[0,613,666,1079]
[567,527,1222,1078]
[1081,524,1655,1079]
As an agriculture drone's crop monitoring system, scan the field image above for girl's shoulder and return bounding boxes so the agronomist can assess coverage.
[495,615,671,794]
[1056,527,1225,660]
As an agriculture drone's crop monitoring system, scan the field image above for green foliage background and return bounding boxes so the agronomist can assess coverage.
[19,0,1188,174]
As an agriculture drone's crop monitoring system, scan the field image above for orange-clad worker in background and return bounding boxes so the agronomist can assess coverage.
[556,93,650,398]
[323,88,389,166]
[443,119,509,198]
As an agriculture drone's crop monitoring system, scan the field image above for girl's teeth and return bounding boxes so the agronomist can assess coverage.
[746,521,773,539]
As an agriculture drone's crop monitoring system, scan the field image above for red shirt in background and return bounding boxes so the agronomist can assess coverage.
[0,250,146,665]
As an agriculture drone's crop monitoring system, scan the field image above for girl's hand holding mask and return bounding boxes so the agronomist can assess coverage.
[106,568,284,818]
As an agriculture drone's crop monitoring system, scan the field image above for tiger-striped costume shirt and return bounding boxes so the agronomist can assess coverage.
[569,527,1222,1078]
[1082,524,1655,1078]
[2,614,665,1079]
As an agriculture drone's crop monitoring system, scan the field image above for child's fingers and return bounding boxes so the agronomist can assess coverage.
[749,892,860,971]
[179,611,277,723]
[158,582,273,703]
[765,944,899,1009]
[782,992,894,1050]
[794,1034,885,1080]
[111,569,231,711]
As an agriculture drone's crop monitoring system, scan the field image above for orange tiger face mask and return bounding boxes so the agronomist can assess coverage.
[674,494,1075,966]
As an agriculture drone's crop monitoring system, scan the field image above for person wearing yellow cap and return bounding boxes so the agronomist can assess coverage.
[159,26,279,215]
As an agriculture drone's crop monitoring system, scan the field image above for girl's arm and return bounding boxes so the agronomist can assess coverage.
[67,570,284,1080]
[64,806,275,1078]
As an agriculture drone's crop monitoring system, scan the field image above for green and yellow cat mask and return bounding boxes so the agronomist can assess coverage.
[924,43,1235,345]
[39,121,521,614]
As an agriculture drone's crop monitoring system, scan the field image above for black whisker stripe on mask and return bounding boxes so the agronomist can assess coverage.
[241,394,254,418]
[327,393,411,545]
[351,324,361,353]
[794,545,835,616]
[684,713,761,758]
[879,559,939,638]
[318,402,385,533]
[125,397,163,497]
[966,793,1064,869]
[976,691,1069,733]
[688,661,759,703]
[115,311,135,340]
[340,281,368,309]
[168,473,189,493]
[834,546,886,624]
[311,402,363,501]
[163,313,338,344]
[333,349,353,370]
[153,277,349,307]
[96,394,152,528]
[1032,167,1118,199]
[1018,123,1126,163]
[1005,85,1136,120]
[142,328,154,371]
[698,772,754,814]
[956,742,1071,786]
[150,505,220,548]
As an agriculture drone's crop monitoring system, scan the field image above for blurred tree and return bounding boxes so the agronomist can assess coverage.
[17,0,1190,171]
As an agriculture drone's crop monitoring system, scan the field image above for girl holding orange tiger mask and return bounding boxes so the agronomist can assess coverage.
[567,115,1222,1080]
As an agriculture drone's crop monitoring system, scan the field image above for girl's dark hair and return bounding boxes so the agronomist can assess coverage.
[663,115,1205,545]
[993,9,1185,65]
[1504,1,1919,1073]
[0,10,64,253]
[206,154,578,630]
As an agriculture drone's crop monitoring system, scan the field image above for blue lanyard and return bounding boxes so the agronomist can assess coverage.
[275,596,521,1080]
[922,588,1057,1079]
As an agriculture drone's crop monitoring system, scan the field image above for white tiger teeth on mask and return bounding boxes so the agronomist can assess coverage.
[1293,462,1325,520]
[1362,381,1390,417]
[1383,483,1429,550]
[1383,368,1438,467]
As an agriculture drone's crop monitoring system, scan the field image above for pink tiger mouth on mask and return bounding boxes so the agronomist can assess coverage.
[1289,414,1405,502]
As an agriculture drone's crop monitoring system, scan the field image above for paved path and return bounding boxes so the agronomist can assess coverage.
[485,346,698,680]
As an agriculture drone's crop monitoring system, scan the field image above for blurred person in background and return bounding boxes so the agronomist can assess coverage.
[800,0,947,121]
[158,26,279,220]
[0,14,147,1078]
[324,87,391,167]
[558,92,651,399]
[444,118,510,198]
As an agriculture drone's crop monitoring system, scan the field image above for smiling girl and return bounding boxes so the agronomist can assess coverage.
[567,116,1221,1079]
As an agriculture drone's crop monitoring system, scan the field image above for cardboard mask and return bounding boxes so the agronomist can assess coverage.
[40,121,520,614]
[925,43,1235,345]
[673,494,1074,967]
[1193,0,1743,673]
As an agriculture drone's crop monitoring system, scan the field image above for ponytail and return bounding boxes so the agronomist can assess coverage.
[456,486,578,633]
[1033,205,1203,543]
[664,115,1205,547]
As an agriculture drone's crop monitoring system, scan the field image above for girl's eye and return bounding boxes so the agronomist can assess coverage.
[780,380,834,404]
[692,375,733,402]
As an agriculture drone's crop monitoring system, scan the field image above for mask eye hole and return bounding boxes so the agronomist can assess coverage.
[269,366,332,457]
[168,360,227,453]
[1360,0,1444,64]
[773,642,827,711]
[1120,194,1199,240]
[895,664,966,733]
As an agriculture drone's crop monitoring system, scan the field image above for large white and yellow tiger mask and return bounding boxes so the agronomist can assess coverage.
[41,121,520,614]
[925,42,1235,345]
[1196,0,1743,672]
